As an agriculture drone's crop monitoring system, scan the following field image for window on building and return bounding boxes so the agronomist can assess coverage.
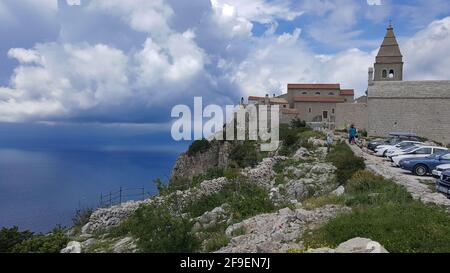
[389,69,395,79]
[283,105,287,108]
[323,111,328,119]
[308,108,312,113]
[329,92,334,96]
[315,92,321,95]
[302,92,307,95]
[382,69,387,78]
[332,108,335,114]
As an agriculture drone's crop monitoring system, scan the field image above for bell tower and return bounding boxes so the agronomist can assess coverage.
[373,22,403,81]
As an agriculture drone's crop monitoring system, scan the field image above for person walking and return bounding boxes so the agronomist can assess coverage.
[327,130,334,152]
[348,124,357,145]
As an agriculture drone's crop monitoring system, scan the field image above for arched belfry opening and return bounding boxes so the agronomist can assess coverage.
[373,23,403,81]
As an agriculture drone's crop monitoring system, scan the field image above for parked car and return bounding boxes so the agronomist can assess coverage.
[375,141,423,157]
[391,146,449,167]
[367,132,420,151]
[436,170,450,198]
[398,151,450,176]
[432,164,450,178]
[385,143,424,158]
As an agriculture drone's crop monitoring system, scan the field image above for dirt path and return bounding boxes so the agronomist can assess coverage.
[347,141,450,208]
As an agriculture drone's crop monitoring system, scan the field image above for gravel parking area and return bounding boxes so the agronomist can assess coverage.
[347,142,450,208]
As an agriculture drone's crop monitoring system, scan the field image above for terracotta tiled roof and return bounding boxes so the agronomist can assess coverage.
[340,89,355,95]
[294,96,346,103]
[248,96,265,101]
[280,108,299,114]
[288,84,340,90]
[248,96,288,104]
[270,98,289,104]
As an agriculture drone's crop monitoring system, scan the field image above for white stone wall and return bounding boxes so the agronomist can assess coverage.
[367,80,450,145]
[294,102,337,122]
[335,103,368,130]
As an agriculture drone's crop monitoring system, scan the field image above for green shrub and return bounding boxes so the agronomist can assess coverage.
[283,131,299,147]
[204,233,230,252]
[230,141,259,168]
[0,227,34,253]
[184,179,275,220]
[327,142,365,185]
[165,177,191,193]
[191,167,240,188]
[12,226,69,253]
[360,129,368,138]
[188,139,211,156]
[117,205,200,253]
[278,125,320,156]
[290,118,307,129]
[72,207,93,234]
[273,159,296,174]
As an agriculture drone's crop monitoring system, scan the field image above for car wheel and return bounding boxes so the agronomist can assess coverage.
[414,164,428,176]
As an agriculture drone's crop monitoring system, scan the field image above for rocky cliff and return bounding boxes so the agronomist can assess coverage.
[61,133,389,254]
[170,140,233,182]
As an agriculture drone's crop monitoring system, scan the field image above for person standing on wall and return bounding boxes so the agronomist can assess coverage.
[348,124,357,145]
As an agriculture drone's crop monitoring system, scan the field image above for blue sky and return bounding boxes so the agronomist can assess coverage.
[1,0,450,144]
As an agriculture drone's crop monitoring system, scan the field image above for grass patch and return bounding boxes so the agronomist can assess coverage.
[302,171,450,253]
[72,207,93,235]
[273,159,297,174]
[327,142,365,185]
[184,178,275,220]
[111,205,200,253]
[192,167,240,188]
[303,194,346,210]
[204,233,230,252]
[278,124,323,156]
[111,178,275,253]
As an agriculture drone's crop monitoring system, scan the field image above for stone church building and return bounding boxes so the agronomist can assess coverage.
[339,23,450,145]
[365,24,450,145]
[246,24,450,145]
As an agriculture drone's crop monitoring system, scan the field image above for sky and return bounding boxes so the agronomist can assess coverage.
[1,0,450,143]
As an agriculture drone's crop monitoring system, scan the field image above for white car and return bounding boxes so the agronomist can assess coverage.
[433,164,450,178]
[375,141,423,157]
[391,146,449,167]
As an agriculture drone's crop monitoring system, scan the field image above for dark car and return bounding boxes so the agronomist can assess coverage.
[399,151,450,176]
[437,170,450,198]
[367,132,420,151]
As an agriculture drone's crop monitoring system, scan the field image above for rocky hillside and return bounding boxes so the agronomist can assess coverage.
[60,124,392,253]
[12,123,450,253]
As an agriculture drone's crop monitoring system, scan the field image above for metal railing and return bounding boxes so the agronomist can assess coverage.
[99,187,152,208]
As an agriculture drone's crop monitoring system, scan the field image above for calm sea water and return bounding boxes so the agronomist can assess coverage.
[0,148,179,233]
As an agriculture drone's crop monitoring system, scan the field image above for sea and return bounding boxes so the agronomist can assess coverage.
[0,123,187,233]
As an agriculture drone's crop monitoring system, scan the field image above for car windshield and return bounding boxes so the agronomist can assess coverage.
[388,138,399,145]
[399,142,417,148]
